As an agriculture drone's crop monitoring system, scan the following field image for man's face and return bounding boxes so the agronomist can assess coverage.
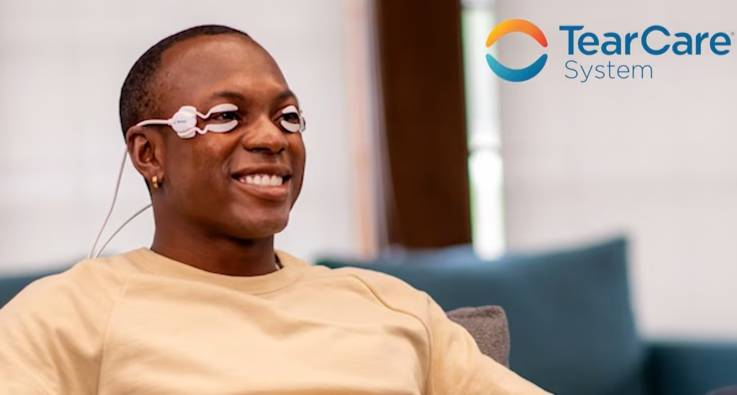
[147,35,306,239]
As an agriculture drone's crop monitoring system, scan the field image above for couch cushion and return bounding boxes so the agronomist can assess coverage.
[447,305,510,367]
[317,237,648,395]
[0,270,61,309]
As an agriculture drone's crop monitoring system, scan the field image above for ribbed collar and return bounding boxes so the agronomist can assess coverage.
[125,248,309,295]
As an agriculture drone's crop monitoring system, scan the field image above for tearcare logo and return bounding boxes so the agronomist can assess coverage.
[485,19,548,82]
[485,19,733,83]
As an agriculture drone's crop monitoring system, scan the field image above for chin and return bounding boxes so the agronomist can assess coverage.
[235,214,290,239]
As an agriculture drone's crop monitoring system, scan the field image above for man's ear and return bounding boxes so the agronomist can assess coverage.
[125,125,165,185]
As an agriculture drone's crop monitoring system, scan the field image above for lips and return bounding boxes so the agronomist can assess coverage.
[231,165,292,201]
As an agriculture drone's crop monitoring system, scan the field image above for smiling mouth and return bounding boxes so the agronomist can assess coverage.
[232,173,292,187]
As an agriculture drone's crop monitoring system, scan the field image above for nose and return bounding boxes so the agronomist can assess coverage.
[241,116,288,155]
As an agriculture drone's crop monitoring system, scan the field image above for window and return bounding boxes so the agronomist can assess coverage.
[461,0,505,259]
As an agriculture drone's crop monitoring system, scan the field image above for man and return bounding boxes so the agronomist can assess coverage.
[0,25,551,394]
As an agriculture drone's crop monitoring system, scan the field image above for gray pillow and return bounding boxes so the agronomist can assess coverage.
[447,305,510,367]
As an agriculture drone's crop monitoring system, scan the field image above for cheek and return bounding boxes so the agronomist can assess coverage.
[290,139,307,199]
[290,136,307,167]
[166,143,225,193]
[290,138,306,174]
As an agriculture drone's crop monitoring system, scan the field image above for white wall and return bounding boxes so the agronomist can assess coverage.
[0,0,374,274]
[493,0,737,339]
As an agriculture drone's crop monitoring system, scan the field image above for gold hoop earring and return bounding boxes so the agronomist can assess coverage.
[152,176,160,189]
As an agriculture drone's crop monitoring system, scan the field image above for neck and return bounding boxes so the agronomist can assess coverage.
[150,214,278,277]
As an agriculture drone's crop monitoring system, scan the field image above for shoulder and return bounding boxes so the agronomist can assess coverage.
[278,251,438,319]
[0,253,142,393]
[304,262,435,316]
[0,252,138,322]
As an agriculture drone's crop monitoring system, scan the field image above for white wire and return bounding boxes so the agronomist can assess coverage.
[93,203,152,259]
[88,146,128,259]
[88,146,154,259]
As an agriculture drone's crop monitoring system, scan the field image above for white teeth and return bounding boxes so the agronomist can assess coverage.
[239,174,284,187]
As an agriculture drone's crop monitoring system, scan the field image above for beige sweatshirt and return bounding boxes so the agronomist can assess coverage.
[0,248,551,395]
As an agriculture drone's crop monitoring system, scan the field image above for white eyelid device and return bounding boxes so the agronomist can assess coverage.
[280,105,306,133]
[137,103,239,139]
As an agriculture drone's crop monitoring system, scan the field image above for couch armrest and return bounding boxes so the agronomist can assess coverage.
[648,341,737,395]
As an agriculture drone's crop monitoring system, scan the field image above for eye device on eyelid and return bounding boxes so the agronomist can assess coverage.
[137,103,306,138]
[137,103,239,139]
[280,105,306,133]
[87,103,307,259]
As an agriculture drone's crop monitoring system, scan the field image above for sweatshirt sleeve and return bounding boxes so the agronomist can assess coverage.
[343,267,553,395]
[423,293,553,395]
[0,263,124,395]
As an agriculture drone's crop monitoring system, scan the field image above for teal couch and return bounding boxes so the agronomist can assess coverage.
[317,237,737,395]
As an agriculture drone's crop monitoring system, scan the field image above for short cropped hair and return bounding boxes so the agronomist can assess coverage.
[118,25,250,138]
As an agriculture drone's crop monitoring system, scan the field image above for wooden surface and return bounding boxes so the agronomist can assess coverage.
[373,0,473,248]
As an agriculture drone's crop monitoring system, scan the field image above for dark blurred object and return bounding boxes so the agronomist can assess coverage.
[318,236,737,395]
[373,0,472,249]
[650,343,737,395]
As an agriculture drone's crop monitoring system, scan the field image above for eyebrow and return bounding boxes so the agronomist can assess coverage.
[275,89,298,103]
[206,89,298,106]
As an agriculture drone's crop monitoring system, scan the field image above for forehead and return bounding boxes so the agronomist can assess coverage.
[156,34,289,111]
